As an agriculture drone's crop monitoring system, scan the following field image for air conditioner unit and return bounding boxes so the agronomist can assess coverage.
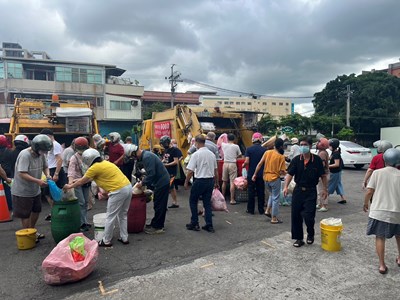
[131,100,138,107]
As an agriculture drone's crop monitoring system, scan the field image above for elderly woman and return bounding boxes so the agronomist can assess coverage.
[363,148,400,275]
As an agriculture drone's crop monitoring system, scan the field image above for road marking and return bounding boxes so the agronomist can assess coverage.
[98,281,118,295]
[261,240,275,249]
[200,263,215,269]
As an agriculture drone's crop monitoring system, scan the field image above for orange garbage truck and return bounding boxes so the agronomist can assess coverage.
[7,96,99,145]
[139,105,253,180]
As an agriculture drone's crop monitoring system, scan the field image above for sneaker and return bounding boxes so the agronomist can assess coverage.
[145,224,153,229]
[201,225,215,233]
[186,223,200,231]
[316,204,321,209]
[144,227,165,235]
[168,204,180,208]
[318,207,328,212]
[45,214,51,221]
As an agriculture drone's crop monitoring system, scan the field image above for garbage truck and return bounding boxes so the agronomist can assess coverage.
[7,96,99,145]
[139,105,253,157]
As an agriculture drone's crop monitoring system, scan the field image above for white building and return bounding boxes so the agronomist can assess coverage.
[0,42,143,136]
[200,95,293,119]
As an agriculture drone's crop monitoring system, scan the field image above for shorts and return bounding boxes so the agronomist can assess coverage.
[12,194,42,219]
[222,162,237,182]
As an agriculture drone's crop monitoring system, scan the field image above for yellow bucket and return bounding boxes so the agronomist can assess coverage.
[15,228,37,250]
[320,222,342,252]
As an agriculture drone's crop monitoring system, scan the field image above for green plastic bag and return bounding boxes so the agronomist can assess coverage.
[69,236,86,262]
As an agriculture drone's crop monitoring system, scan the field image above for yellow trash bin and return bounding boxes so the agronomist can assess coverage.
[320,218,343,252]
[15,228,37,250]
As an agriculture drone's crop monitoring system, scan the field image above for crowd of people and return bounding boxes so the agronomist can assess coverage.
[1,130,400,274]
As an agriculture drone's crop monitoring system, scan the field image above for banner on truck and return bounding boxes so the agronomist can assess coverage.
[154,121,171,139]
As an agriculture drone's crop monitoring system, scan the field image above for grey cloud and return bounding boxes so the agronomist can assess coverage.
[0,0,399,103]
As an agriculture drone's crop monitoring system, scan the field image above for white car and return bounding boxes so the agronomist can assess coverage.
[311,140,372,169]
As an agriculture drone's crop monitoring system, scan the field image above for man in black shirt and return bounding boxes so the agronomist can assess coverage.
[283,136,328,248]
[160,136,180,208]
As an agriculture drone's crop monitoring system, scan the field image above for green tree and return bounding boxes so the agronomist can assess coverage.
[256,113,278,134]
[337,127,354,140]
[313,72,400,141]
[279,113,310,134]
[143,102,168,120]
[310,114,344,136]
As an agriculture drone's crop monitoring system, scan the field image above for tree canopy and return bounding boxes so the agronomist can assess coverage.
[312,72,400,139]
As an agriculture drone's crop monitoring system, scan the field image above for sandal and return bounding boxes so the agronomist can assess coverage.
[117,238,129,245]
[293,240,305,247]
[230,201,237,205]
[98,240,113,247]
[306,237,314,245]
[270,219,283,224]
[379,266,388,275]
[265,212,272,218]
[36,232,45,239]
[338,200,347,204]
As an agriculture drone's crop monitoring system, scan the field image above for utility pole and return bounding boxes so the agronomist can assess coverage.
[346,84,352,127]
[166,64,182,109]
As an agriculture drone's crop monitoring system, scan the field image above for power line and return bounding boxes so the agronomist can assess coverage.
[182,78,315,99]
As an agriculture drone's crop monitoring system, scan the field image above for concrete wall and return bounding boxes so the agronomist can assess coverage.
[104,94,141,121]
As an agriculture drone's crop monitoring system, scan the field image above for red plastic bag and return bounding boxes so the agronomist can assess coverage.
[42,233,99,285]
[211,188,229,212]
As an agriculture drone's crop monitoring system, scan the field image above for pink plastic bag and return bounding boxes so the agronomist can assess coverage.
[217,133,228,160]
[233,176,248,190]
[42,233,99,285]
[211,188,229,212]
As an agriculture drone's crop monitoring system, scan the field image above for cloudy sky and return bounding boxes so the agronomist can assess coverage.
[1,0,399,114]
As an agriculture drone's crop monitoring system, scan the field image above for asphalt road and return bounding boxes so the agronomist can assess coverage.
[0,167,372,300]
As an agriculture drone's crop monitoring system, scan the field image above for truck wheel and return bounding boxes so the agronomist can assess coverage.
[354,164,365,169]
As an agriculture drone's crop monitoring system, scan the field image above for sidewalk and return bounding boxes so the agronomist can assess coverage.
[67,211,400,300]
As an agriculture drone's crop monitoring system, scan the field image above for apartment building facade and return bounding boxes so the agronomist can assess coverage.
[0,42,143,135]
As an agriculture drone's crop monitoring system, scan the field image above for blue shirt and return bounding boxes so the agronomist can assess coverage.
[245,143,267,179]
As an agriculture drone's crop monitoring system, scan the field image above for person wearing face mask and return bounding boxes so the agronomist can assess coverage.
[283,136,328,248]
[328,138,347,204]
[11,134,52,241]
[253,138,286,224]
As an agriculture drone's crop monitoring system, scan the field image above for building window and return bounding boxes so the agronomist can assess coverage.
[96,97,104,107]
[279,102,283,106]
[230,102,234,105]
[56,66,72,82]
[7,62,23,79]
[236,102,240,105]
[286,103,289,106]
[241,102,245,105]
[0,63,4,79]
[224,101,229,104]
[87,69,102,84]
[272,102,276,106]
[262,102,267,106]
[217,101,222,105]
[55,66,102,84]
[110,100,131,110]
[247,102,251,105]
